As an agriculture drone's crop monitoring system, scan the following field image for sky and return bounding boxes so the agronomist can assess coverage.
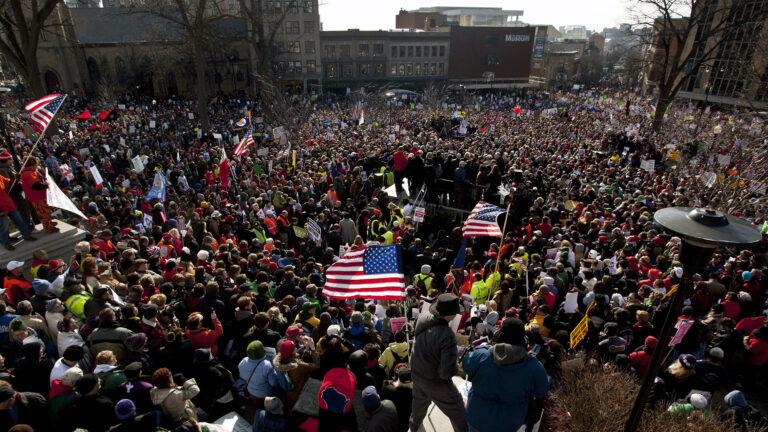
[318,0,633,33]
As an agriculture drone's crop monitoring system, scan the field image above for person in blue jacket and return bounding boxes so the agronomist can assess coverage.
[462,318,550,432]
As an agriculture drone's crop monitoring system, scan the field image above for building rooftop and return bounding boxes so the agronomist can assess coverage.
[404,6,523,16]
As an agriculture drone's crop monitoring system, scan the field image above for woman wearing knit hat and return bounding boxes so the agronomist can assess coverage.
[272,339,320,411]
[237,340,280,408]
[111,398,159,432]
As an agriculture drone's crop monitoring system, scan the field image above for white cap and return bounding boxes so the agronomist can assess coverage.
[6,261,24,271]
[182,247,190,254]
[421,264,431,274]
[690,393,708,409]
[673,267,683,278]
[327,324,341,337]
[197,250,209,261]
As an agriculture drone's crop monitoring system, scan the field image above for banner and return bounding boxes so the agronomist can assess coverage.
[132,156,144,173]
[293,226,307,238]
[46,169,87,219]
[89,165,103,185]
[145,170,167,201]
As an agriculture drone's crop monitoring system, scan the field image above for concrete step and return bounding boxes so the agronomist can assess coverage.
[0,221,86,279]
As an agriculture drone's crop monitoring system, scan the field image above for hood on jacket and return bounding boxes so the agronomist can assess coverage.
[150,387,173,405]
[388,341,408,357]
[492,343,528,366]
[49,379,74,399]
[347,324,366,336]
[273,352,298,373]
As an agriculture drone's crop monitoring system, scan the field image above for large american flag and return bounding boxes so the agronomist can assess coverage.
[324,244,405,300]
[463,201,506,238]
[24,94,66,133]
[234,126,254,158]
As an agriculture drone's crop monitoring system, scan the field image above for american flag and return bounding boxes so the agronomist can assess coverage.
[351,100,363,119]
[24,94,66,133]
[324,244,405,300]
[234,127,254,158]
[463,201,506,238]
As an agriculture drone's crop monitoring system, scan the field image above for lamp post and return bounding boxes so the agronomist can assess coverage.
[624,207,761,432]
[384,91,395,134]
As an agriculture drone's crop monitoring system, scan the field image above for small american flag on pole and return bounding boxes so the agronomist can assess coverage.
[233,126,254,158]
[462,201,505,238]
[24,93,66,133]
[324,244,405,300]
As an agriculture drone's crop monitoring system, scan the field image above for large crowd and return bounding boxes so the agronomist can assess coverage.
[0,87,767,432]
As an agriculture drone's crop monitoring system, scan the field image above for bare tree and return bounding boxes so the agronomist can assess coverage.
[0,0,63,97]
[238,0,296,123]
[130,0,232,132]
[633,0,768,131]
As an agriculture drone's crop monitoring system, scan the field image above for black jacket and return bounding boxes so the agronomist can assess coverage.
[0,392,49,432]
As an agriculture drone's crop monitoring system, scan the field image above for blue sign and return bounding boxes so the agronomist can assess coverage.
[533,37,546,60]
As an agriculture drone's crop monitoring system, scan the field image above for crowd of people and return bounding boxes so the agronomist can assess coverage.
[0,87,766,432]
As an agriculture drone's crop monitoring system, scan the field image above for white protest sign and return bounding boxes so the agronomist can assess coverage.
[188,113,194,120]
[149,120,156,128]
[213,133,223,141]
[89,165,103,185]
[564,292,579,313]
[257,148,268,156]
[339,244,351,257]
[413,207,425,223]
[117,104,126,110]
[132,156,144,173]
[129,125,136,134]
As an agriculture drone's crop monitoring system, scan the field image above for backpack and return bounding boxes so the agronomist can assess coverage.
[388,350,408,379]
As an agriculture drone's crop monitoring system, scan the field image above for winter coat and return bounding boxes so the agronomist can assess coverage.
[238,356,279,398]
[186,318,224,356]
[410,311,458,383]
[150,378,200,422]
[463,344,549,432]
[379,341,409,377]
[272,350,320,409]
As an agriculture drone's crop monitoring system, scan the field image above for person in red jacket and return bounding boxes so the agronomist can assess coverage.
[185,310,224,357]
[629,336,658,378]
[0,173,36,250]
[20,157,58,234]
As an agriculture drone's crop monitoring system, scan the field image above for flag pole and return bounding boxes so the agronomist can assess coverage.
[9,94,67,191]
[487,201,512,304]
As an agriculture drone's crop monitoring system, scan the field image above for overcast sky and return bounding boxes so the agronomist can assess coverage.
[318,1,633,33]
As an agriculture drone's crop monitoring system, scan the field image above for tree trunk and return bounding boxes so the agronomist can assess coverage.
[23,49,45,97]
[193,46,209,133]
[651,96,672,132]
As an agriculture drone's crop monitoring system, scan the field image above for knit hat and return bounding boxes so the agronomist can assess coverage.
[350,311,363,324]
[0,151,11,161]
[247,340,266,360]
[286,325,303,337]
[708,347,724,360]
[394,363,411,382]
[361,311,373,323]
[74,373,99,395]
[327,324,341,337]
[32,279,51,295]
[644,336,658,349]
[690,393,708,409]
[63,345,85,362]
[318,368,356,414]
[648,269,662,279]
[724,390,751,409]
[8,318,26,333]
[301,301,316,313]
[127,333,147,351]
[496,318,526,346]
[193,348,212,364]
[279,340,295,359]
[264,396,284,415]
[679,354,696,369]
[46,299,60,312]
[362,386,381,412]
[115,399,136,421]
[142,303,159,319]
[61,367,84,386]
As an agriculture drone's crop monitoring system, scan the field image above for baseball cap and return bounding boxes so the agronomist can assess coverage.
[6,261,24,271]
[286,325,303,337]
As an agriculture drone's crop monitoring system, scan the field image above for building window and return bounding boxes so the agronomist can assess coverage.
[375,63,384,76]
[430,63,436,74]
[374,44,384,56]
[266,1,281,13]
[285,21,300,34]
[431,46,437,57]
[406,63,413,75]
[407,46,413,57]
[439,45,445,56]
[485,55,499,66]
[439,63,445,74]
[287,2,298,13]
[391,64,397,75]
[399,46,405,57]
[288,41,301,53]
[274,42,285,53]
[305,41,316,53]
[339,44,350,57]
[307,60,316,72]
[423,62,428,75]
[424,45,430,57]
[360,63,370,76]
[415,63,421,75]
[342,64,352,78]
[358,43,369,57]
[326,64,336,78]
[287,61,301,73]
[304,21,315,33]
[325,45,335,57]
[398,64,405,76]
[302,0,313,13]
[416,46,421,57]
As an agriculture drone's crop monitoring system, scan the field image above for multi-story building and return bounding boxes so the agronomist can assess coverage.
[319,29,450,91]
[396,7,524,31]
[264,0,322,93]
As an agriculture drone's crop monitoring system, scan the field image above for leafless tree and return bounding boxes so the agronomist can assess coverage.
[0,0,63,97]
[632,0,768,131]
[130,0,233,132]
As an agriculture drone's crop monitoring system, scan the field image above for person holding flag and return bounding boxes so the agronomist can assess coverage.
[234,127,255,159]
[232,111,251,132]
[21,156,58,234]
[219,148,230,190]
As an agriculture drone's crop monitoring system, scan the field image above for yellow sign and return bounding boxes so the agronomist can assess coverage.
[661,284,679,301]
[668,152,677,162]
[569,302,594,349]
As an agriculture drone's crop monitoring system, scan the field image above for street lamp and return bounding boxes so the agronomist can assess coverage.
[385,91,395,134]
[624,207,761,432]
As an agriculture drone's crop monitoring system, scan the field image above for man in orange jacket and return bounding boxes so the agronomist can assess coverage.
[0,172,36,250]
[185,310,224,357]
[20,157,58,234]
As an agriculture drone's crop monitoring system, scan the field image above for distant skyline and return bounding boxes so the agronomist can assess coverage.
[318,1,634,33]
